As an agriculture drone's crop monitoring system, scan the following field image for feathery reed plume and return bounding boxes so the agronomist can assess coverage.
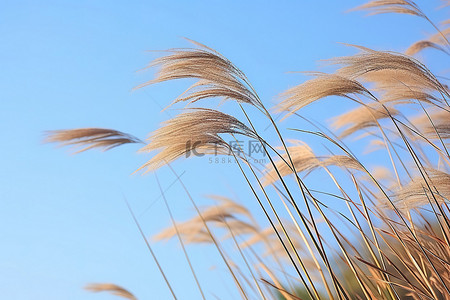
[364,138,388,154]
[154,217,212,244]
[261,140,317,185]
[322,155,365,170]
[405,40,449,56]
[276,73,372,119]
[393,169,450,207]
[136,108,256,173]
[44,128,143,153]
[353,1,450,49]
[334,46,450,100]
[413,109,450,145]
[136,39,262,109]
[85,283,137,300]
[331,102,399,139]
[356,68,445,110]
[371,166,394,182]
[206,194,253,220]
[262,140,363,185]
[154,194,257,244]
[352,0,424,17]
[381,85,441,106]
[405,27,450,56]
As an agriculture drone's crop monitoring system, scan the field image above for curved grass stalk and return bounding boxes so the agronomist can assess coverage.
[228,142,320,300]
[165,163,249,300]
[214,205,267,300]
[239,104,348,300]
[124,199,178,299]
[154,174,206,300]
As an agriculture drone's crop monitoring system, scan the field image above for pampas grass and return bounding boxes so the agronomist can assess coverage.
[85,283,137,300]
[276,73,372,119]
[46,1,450,299]
[135,39,262,110]
[405,40,449,56]
[136,108,257,173]
[44,128,143,153]
[352,0,425,17]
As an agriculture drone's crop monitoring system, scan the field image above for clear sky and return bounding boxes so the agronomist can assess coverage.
[1,1,447,299]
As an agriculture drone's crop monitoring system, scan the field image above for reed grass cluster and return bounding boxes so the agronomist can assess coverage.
[46,1,450,299]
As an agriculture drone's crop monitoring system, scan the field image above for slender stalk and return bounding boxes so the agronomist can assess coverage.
[124,198,178,300]
[165,163,249,299]
[154,174,206,300]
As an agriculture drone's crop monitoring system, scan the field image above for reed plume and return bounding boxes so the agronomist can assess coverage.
[85,283,137,300]
[136,39,262,110]
[405,40,449,56]
[334,47,448,96]
[276,73,372,119]
[44,128,143,153]
[331,102,399,139]
[136,108,256,173]
[393,168,450,207]
[352,0,424,17]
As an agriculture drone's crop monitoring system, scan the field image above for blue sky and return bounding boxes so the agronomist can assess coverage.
[1,1,448,299]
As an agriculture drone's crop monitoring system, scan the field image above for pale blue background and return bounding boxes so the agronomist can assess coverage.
[1,1,447,299]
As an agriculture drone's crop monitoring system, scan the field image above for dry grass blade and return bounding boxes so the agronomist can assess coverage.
[85,283,137,300]
[44,128,143,153]
[276,73,372,119]
[136,108,256,173]
[352,0,424,17]
[136,39,262,109]
[260,279,303,300]
[154,173,206,300]
[245,223,306,258]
